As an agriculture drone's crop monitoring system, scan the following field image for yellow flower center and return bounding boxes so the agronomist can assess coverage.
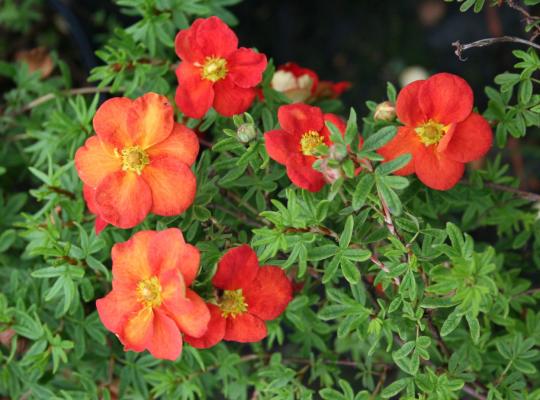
[136,276,163,308]
[219,289,248,318]
[116,146,149,175]
[415,120,449,146]
[201,56,228,82]
[300,130,325,156]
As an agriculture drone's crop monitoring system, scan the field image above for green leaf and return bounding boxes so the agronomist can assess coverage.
[341,257,360,284]
[376,153,412,175]
[352,174,374,210]
[466,313,480,344]
[381,378,409,398]
[339,215,354,248]
[441,310,463,337]
[308,244,339,261]
[344,108,358,144]
[362,126,397,152]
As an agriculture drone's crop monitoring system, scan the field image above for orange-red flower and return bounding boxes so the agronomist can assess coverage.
[96,229,210,360]
[271,62,350,103]
[378,73,493,190]
[185,245,292,348]
[174,16,267,119]
[264,103,346,192]
[75,93,199,232]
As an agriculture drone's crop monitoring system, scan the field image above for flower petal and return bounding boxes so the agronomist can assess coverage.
[123,307,154,352]
[111,230,157,288]
[160,269,187,311]
[193,16,238,59]
[224,313,267,342]
[128,93,174,149]
[419,73,473,124]
[167,289,210,338]
[147,228,200,286]
[279,62,319,94]
[184,303,226,349]
[396,79,426,126]
[175,62,214,119]
[75,136,121,187]
[443,113,493,163]
[96,290,140,334]
[285,153,326,192]
[377,127,422,176]
[177,245,200,286]
[278,103,324,135]
[227,48,267,88]
[174,19,206,63]
[212,77,256,117]
[321,113,346,140]
[141,156,196,216]
[264,129,299,165]
[415,147,465,190]
[95,171,152,229]
[147,123,199,167]
[243,266,293,321]
[212,244,259,290]
[147,309,183,361]
[93,97,133,148]
[83,185,108,234]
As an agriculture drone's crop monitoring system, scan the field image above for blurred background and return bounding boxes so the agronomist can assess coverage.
[0,0,538,189]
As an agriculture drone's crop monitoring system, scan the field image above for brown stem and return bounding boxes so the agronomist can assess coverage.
[4,86,114,117]
[484,182,540,202]
[370,255,401,285]
[452,36,540,60]
[47,185,76,200]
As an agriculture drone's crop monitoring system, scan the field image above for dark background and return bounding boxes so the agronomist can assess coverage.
[1,0,537,189]
[1,0,525,106]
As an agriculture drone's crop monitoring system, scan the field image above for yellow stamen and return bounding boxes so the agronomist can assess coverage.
[219,289,248,318]
[300,130,325,156]
[116,146,149,175]
[201,56,228,82]
[136,276,162,308]
[415,120,449,146]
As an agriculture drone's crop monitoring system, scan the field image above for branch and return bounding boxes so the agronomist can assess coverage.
[484,182,540,202]
[452,36,540,60]
[4,86,114,117]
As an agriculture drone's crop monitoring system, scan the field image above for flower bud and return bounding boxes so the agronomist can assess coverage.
[319,159,342,184]
[374,101,396,122]
[328,144,347,162]
[237,123,257,143]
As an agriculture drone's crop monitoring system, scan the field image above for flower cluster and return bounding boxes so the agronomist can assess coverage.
[74,16,493,362]
[96,234,291,360]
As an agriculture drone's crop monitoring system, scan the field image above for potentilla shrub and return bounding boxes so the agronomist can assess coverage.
[1,1,540,399]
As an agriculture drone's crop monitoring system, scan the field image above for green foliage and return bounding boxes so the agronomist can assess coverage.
[2,0,540,399]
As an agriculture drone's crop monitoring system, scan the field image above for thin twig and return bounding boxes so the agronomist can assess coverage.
[484,182,540,202]
[4,86,114,117]
[370,255,401,285]
[452,36,540,60]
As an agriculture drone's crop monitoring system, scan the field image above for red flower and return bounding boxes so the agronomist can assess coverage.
[185,245,292,348]
[271,62,319,102]
[96,229,210,360]
[174,16,267,119]
[75,93,199,231]
[264,103,346,192]
[378,73,493,190]
[271,62,350,102]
